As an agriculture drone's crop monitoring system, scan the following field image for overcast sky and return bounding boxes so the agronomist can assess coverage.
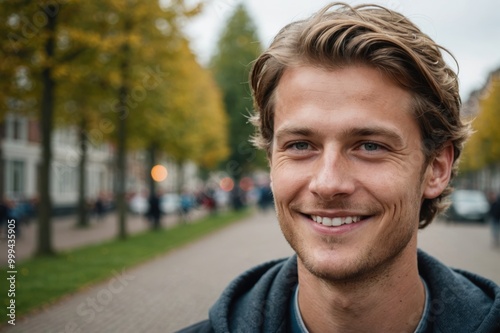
[184,0,500,99]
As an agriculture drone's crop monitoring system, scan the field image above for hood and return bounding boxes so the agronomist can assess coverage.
[207,251,500,333]
[417,250,500,332]
[209,257,297,333]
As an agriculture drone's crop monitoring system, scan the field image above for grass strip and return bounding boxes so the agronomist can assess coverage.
[1,209,251,322]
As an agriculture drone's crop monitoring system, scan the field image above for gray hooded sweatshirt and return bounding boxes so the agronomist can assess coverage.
[177,250,500,333]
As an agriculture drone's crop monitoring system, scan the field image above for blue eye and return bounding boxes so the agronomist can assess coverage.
[291,142,310,150]
[361,142,381,151]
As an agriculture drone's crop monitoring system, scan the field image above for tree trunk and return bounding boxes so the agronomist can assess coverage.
[115,26,131,240]
[147,143,157,197]
[37,4,58,256]
[176,161,185,223]
[0,125,4,201]
[116,96,127,239]
[77,117,89,227]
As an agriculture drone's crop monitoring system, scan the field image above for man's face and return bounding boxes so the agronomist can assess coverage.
[270,65,432,281]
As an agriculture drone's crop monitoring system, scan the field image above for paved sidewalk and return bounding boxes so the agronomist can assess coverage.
[418,220,500,284]
[1,209,291,333]
[0,209,205,266]
[1,212,499,332]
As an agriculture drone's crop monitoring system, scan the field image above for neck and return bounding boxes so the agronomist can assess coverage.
[297,245,425,333]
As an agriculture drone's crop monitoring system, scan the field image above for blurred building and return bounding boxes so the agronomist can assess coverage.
[0,113,200,214]
[0,112,114,213]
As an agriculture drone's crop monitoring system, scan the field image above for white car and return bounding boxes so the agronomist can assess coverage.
[446,190,489,222]
[129,194,148,215]
[160,193,180,214]
[129,193,180,215]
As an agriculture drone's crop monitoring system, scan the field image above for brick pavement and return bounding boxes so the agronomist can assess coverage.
[1,211,499,332]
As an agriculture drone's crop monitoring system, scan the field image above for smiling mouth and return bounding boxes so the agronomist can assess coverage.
[309,215,367,227]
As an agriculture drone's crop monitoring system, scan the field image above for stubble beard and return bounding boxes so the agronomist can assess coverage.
[276,198,419,284]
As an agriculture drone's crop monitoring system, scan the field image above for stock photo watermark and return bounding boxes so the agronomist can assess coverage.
[5,219,17,326]
[55,269,135,333]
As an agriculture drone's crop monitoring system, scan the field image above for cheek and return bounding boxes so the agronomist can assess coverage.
[270,164,308,200]
[360,167,422,209]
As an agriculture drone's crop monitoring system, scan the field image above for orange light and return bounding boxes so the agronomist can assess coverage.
[151,165,168,182]
[219,177,234,192]
[239,177,254,191]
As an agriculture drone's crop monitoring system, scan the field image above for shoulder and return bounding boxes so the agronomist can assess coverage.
[175,320,214,333]
[209,256,298,332]
[417,249,500,332]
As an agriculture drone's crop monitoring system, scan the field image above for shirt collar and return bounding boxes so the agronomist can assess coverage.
[288,278,430,333]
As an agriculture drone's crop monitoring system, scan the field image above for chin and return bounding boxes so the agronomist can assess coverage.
[298,250,370,282]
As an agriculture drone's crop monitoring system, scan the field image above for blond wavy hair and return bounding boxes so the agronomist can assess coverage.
[249,2,471,228]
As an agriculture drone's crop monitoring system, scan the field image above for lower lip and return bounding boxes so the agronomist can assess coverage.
[306,215,369,235]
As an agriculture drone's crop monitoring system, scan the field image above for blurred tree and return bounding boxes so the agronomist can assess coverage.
[54,3,119,229]
[82,0,202,238]
[164,39,229,193]
[0,0,205,247]
[0,3,35,203]
[209,4,265,182]
[460,72,500,174]
[0,1,102,255]
[128,37,229,198]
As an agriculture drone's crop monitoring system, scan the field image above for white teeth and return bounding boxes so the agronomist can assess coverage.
[322,217,332,226]
[311,215,362,227]
[331,217,342,226]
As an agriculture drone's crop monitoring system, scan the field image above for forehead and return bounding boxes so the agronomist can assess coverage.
[272,65,419,142]
[274,64,413,114]
[276,64,410,102]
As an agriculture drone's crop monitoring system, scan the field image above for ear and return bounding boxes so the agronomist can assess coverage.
[423,143,454,199]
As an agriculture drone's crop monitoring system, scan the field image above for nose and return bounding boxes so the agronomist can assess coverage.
[308,149,355,200]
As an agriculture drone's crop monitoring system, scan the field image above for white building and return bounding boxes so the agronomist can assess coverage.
[1,113,200,213]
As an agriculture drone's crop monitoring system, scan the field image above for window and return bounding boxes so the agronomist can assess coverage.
[5,114,28,142]
[53,164,77,195]
[6,160,25,198]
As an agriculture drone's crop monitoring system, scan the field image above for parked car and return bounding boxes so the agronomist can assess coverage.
[160,193,180,214]
[129,194,148,215]
[445,190,489,222]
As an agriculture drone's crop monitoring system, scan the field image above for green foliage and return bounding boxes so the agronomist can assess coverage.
[129,38,229,168]
[0,0,219,147]
[210,4,266,178]
[0,209,251,322]
[0,0,227,165]
[0,0,230,242]
[460,72,500,172]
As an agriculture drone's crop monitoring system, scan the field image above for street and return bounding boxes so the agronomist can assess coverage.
[1,210,499,332]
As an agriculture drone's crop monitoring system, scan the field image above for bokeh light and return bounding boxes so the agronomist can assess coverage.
[151,165,168,182]
[239,177,254,191]
[219,177,234,192]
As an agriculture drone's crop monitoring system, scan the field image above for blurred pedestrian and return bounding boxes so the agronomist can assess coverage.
[200,189,217,215]
[93,194,106,222]
[0,198,8,238]
[180,191,194,223]
[489,192,500,248]
[257,184,274,212]
[230,186,245,211]
[6,199,21,238]
[147,192,161,230]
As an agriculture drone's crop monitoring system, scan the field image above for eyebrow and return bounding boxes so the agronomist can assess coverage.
[274,125,405,147]
[274,126,316,143]
[343,126,405,146]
